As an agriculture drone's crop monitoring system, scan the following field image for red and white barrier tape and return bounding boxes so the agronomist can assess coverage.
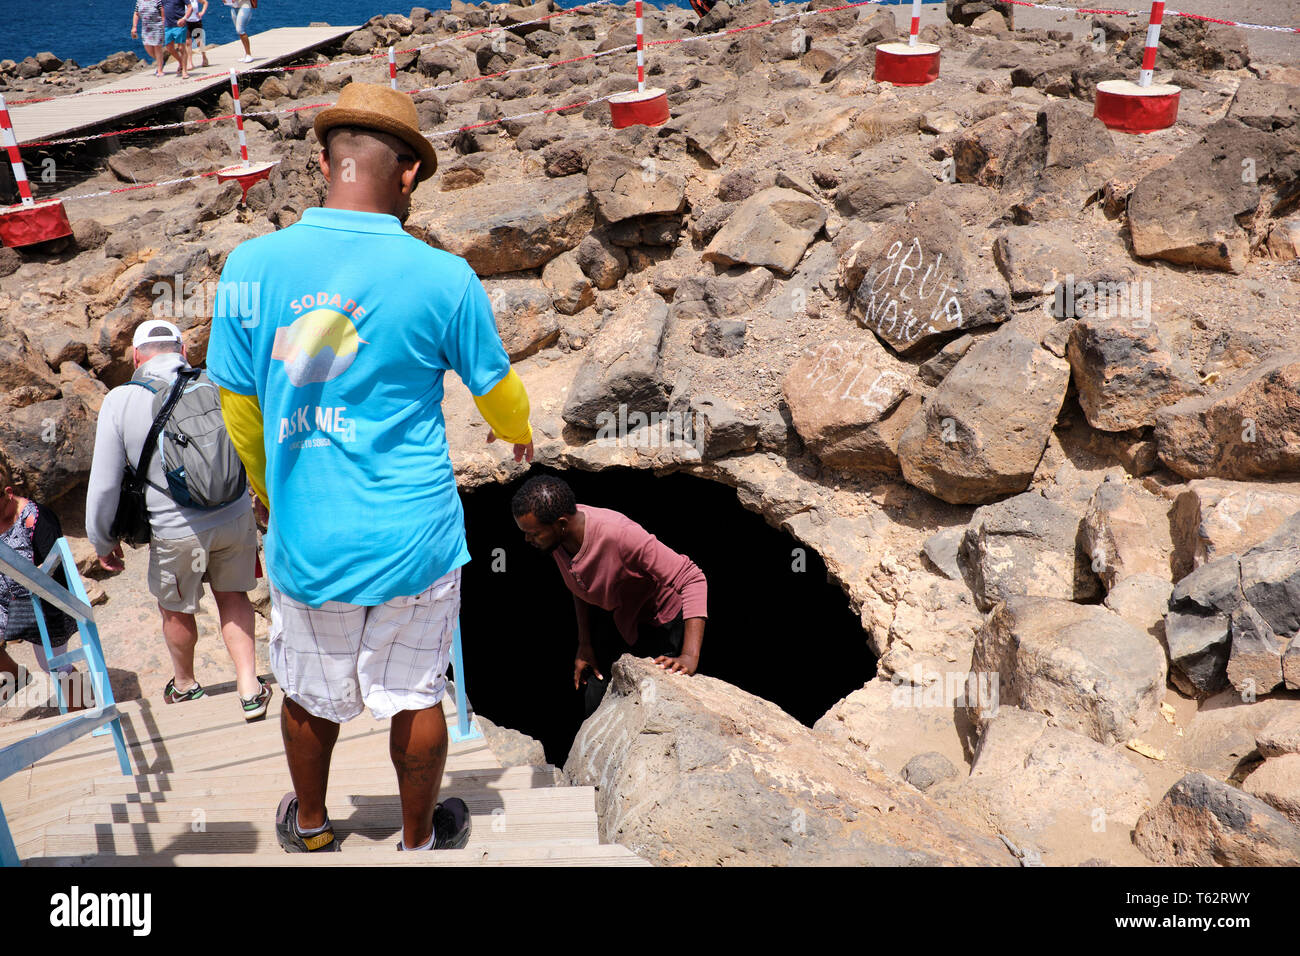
[12,1,882,152]
[1000,0,1299,34]
[6,0,618,107]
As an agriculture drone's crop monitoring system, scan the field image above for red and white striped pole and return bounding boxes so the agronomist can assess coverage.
[908,0,922,47]
[1138,1,1165,87]
[635,0,645,94]
[0,94,35,207]
[388,46,398,89]
[229,69,250,168]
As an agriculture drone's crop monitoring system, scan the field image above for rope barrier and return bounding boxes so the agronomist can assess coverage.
[5,0,619,107]
[5,0,1295,212]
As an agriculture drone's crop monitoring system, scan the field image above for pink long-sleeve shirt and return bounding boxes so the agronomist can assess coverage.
[553,505,708,646]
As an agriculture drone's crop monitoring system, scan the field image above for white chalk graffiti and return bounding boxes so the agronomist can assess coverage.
[860,237,963,345]
[802,342,909,413]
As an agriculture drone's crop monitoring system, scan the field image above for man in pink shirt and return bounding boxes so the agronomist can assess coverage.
[511,475,707,715]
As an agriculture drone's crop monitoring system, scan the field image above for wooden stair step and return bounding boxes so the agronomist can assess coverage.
[26,843,650,867]
[63,786,598,824]
[18,733,498,794]
[38,811,599,855]
[6,784,591,840]
[0,754,524,819]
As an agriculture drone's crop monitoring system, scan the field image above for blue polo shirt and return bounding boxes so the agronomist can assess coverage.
[206,206,510,608]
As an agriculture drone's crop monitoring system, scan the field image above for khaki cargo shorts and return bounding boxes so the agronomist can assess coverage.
[148,509,258,614]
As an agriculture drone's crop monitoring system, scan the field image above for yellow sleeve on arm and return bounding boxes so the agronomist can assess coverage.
[218,387,269,507]
[473,367,533,446]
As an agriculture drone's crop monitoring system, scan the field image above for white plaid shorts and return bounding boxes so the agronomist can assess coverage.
[268,567,461,723]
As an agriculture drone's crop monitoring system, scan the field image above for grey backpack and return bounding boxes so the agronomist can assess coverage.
[132,367,247,510]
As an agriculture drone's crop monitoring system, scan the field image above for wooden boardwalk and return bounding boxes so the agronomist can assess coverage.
[1,684,647,866]
[8,26,360,147]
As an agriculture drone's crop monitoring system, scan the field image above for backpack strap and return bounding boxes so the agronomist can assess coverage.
[128,369,200,492]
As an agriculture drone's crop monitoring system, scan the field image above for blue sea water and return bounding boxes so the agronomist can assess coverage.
[0,0,691,66]
[1,0,930,67]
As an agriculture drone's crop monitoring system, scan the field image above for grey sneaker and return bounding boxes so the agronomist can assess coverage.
[396,798,471,850]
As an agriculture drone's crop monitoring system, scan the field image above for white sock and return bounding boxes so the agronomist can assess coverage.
[296,808,329,836]
[401,829,435,851]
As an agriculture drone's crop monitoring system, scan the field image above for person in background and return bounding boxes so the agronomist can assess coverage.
[131,0,166,77]
[161,0,193,77]
[227,0,257,63]
[186,0,210,68]
[0,460,85,710]
[85,320,270,720]
[510,475,707,717]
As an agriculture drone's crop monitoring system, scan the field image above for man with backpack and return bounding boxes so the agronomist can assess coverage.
[85,319,271,720]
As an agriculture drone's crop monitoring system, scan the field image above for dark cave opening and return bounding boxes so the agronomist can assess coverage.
[457,466,877,766]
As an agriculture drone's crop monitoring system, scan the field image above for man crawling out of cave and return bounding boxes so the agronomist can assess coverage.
[511,475,708,716]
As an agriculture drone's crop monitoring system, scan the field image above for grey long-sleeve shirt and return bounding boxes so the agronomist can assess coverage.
[85,352,250,557]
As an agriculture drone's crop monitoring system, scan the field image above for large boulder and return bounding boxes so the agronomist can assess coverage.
[959,492,1098,610]
[0,326,62,406]
[669,268,773,323]
[969,597,1166,746]
[586,154,687,225]
[1174,693,1299,779]
[1000,102,1118,222]
[1258,706,1300,759]
[1116,15,1249,74]
[703,187,826,276]
[1165,513,1300,695]
[1243,755,1300,825]
[1134,772,1300,866]
[565,657,1012,865]
[482,279,561,361]
[1153,354,1300,481]
[781,335,920,472]
[1066,316,1204,432]
[843,199,1011,356]
[934,709,1150,855]
[662,104,739,168]
[411,174,594,275]
[897,323,1070,504]
[1077,476,1172,591]
[950,109,1035,187]
[1127,120,1300,273]
[1164,555,1239,695]
[991,224,1088,299]
[561,290,670,430]
[0,395,98,502]
[1227,78,1300,133]
[834,159,935,222]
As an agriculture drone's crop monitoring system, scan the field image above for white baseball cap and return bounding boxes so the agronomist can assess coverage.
[133,320,184,350]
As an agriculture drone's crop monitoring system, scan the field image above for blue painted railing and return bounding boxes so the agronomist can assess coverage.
[0,536,132,867]
[448,619,482,743]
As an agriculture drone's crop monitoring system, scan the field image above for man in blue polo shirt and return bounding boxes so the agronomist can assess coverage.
[207,83,534,854]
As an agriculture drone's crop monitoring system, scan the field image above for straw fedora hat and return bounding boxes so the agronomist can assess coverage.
[314,82,438,182]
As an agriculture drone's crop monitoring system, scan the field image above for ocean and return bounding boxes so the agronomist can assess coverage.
[0,0,688,68]
[0,0,947,68]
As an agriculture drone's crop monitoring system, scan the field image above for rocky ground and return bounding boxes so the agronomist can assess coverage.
[2,0,1300,866]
